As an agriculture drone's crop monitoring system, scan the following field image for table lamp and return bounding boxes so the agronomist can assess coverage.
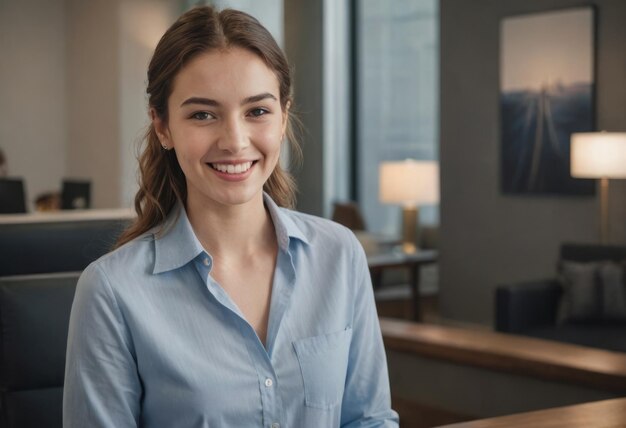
[379,159,439,253]
[571,132,626,243]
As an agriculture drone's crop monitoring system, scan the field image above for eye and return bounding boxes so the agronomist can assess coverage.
[190,111,213,120]
[248,108,270,118]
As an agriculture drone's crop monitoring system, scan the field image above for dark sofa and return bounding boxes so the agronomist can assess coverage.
[495,243,626,353]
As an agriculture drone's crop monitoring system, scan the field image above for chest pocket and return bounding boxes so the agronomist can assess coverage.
[293,327,353,410]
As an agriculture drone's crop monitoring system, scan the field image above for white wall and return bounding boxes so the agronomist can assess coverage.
[66,0,121,209]
[119,0,179,208]
[0,0,67,211]
[0,0,178,210]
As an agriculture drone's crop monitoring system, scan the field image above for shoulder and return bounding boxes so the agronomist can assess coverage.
[79,232,156,291]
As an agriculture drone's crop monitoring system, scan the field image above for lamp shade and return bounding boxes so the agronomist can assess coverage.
[571,132,626,178]
[379,160,439,206]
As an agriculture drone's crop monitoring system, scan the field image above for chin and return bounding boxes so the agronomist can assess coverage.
[211,187,264,207]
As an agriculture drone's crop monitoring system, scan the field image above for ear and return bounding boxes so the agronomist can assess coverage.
[150,108,172,148]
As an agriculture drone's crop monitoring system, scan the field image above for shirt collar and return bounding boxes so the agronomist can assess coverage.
[263,192,310,251]
[153,203,205,274]
[152,193,309,274]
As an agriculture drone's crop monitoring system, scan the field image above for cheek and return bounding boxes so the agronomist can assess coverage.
[170,127,205,155]
[257,126,282,154]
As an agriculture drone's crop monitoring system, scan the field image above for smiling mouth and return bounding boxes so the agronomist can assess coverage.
[208,161,256,174]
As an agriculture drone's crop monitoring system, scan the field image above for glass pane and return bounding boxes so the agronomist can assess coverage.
[356,0,439,235]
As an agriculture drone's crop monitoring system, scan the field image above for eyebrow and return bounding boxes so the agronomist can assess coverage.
[180,92,278,107]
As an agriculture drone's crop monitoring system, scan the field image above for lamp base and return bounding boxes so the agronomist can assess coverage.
[401,206,418,254]
[600,177,609,244]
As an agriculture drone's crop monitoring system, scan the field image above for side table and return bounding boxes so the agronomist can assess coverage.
[367,249,438,321]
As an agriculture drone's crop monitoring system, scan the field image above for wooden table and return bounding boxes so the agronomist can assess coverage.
[367,249,437,321]
[436,398,626,428]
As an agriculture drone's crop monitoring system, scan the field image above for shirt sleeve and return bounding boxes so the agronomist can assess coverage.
[63,262,141,428]
[340,235,400,427]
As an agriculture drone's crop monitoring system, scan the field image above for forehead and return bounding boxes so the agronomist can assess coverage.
[169,47,280,104]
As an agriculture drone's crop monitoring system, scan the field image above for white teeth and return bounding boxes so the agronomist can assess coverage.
[211,161,253,174]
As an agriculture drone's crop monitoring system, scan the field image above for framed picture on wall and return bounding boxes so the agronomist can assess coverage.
[500,7,595,196]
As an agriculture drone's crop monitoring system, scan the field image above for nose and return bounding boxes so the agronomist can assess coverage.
[217,115,249,154]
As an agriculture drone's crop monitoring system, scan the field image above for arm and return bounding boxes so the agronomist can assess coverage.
[340,238,399,427]
[63,263,141,428]
[495,279,561,333]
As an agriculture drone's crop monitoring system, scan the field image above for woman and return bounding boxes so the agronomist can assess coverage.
[64,6,398,427]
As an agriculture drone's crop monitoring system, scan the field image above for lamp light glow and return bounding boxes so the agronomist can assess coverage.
[571,132,626,178]
[379,160,440,253]
[379,160,440,207]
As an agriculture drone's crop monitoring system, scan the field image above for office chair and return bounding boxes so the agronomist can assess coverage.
[331,201,367,231]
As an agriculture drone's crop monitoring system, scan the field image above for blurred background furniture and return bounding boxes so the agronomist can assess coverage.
[369,250,438,321]
[379,160,440,253]
[570,132,626,244]
[332,200,440,321]
[61,179,91,210]
[495,243,626,352]
[0,273,79,428]
[331,201,367,231]
[0,209,133,427]
[383,318,626,427]
[0,210,132,276]
[0,178,26,214]
[435,397,626,428]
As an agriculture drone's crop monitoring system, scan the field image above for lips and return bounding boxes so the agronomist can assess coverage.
[208,160,257,175]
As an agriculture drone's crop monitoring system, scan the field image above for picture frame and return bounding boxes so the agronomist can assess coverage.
[500,7,595,196]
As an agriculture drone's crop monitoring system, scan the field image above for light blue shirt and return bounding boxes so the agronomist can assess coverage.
[63,194,399,427]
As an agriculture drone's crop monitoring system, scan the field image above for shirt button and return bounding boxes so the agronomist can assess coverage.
[271,424,280,428]
[203,258,210,267]
[264,378,273,387]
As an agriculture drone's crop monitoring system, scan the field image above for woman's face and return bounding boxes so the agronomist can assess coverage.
[154,47,287,210]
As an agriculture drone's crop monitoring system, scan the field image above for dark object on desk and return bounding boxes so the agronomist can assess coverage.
[61,179,91,210]
[0,178,27,214]
[35,191,61,212]
[0,272,79,428]
[0,218,129,276]
[495,243,626,352]
[331,201,366,231]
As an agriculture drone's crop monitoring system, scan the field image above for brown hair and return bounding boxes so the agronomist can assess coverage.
[116,6,300,248]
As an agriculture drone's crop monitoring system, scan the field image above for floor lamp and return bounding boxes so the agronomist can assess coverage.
[571,132,626,244]
[379,160,439,253]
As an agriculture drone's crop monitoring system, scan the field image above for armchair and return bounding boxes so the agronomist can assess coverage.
[495,243,626,352]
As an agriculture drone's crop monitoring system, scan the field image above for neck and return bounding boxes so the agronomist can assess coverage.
[185,192,276,259]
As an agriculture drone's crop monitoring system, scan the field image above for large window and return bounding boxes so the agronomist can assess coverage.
[354,0,439,235]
